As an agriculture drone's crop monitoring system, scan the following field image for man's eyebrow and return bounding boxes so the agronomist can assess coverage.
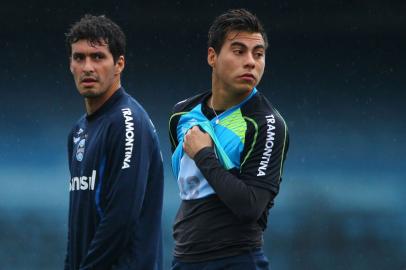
[90,52,106,55]
[72,52,85,57]
[230,41,247,48]
[230,42,265,50]
[253,44,265,50]
[72,51,106,56]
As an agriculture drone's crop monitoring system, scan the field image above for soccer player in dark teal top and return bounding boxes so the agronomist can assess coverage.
[169,9,289,270]
[65,15,163,270]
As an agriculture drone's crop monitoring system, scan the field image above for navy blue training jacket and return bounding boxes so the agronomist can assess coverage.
[65,88,163,270]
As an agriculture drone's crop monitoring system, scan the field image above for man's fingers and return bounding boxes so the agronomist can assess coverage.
[191,126,204,134]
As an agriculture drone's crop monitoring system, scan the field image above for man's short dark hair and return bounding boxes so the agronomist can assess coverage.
[65,14,126,63]
[208,9,268,54]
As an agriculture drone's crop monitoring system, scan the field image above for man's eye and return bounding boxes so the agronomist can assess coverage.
[255,52,264,58]
[73,55,84,61]
[233,50,243,55]
[93,54,104,60]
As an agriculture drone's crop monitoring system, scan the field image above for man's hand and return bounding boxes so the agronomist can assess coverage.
[183,126,213,159]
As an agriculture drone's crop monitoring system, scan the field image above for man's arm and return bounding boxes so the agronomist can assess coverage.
[79,113,153,270]
[184,114,289,223]
[64,131,73,270]
[194,147,272,222]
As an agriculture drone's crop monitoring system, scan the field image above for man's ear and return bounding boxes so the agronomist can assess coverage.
[207,47,217,68]
[115,56,125,74]
[69,57,73,73]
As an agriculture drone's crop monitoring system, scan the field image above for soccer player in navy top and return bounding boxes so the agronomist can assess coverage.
[65,15,163,270]
[169,9,289,269]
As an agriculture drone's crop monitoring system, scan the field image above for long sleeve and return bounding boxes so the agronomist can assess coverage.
[65,130,73,270]
[193,113,289,223]
[194,147,270,222]
[64,202,71,270]
[79,113,152,270]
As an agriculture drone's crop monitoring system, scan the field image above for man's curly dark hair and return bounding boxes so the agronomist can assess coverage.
[66,14,126,63]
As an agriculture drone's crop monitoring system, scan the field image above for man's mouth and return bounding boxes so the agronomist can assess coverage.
[82,78,97,83]
[238,73,256,82]
[81,77,98,86]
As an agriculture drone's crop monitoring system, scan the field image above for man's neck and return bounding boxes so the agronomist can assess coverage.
[210,84,252,111]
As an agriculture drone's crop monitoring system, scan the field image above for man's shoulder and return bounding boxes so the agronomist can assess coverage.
[107,92,149,124]
[242,91,286,123]
[172,91,210,114]
[239,91,288,138]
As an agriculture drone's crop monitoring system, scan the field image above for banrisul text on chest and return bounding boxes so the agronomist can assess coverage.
[70,170,97,191]
[121,108,134,169]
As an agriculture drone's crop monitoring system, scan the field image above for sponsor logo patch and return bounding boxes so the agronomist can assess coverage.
[121,108,134,169]
[257,115,276,176]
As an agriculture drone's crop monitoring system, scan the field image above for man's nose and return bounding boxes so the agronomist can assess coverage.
[244,53,256,69]
[83,57,95,72]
